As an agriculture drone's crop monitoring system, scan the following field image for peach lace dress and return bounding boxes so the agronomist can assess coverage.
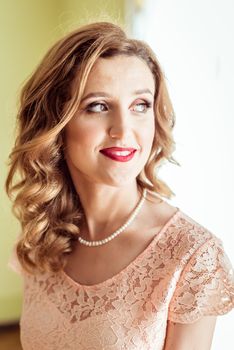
[10,209,234,350]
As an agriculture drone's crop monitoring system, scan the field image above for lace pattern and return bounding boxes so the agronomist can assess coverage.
[168,236,234,323]
[9,210,234,350]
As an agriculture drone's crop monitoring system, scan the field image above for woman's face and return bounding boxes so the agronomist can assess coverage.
[64,55,156,188]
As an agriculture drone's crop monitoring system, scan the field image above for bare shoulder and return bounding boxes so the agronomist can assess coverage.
[163,316,217,350]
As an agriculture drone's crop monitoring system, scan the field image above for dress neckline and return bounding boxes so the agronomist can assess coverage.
[61,207,182,290]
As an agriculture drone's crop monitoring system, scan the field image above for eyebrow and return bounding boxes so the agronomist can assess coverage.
[80,89,153,102]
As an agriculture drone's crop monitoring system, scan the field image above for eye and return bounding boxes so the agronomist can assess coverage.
[86,102,108,113]
[131,101,152,113]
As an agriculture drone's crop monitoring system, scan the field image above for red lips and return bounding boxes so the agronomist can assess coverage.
[100,147,137,162]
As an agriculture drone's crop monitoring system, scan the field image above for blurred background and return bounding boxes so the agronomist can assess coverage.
[0,0,233,349]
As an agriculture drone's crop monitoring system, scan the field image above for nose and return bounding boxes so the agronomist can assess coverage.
[108,108,132,139]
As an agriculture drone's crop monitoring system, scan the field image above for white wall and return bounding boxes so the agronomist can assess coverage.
[127,0,234,348]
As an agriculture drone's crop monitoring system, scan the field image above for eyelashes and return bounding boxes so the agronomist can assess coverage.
[84,100,153,114]
[86,102,108,113]
[132,101,152,113]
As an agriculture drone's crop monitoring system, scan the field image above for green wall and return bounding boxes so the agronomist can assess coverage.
[60,0,125,29]
[0,0,125,323]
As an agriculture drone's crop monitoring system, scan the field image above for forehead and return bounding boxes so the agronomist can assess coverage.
[83,55,155,94]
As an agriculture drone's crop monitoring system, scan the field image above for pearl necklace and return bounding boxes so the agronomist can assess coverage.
[78,188,147,247]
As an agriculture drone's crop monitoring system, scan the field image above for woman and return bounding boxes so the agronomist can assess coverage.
[6,22,234,350]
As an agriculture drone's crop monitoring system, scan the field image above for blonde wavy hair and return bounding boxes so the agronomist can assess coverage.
[5,22,180,274]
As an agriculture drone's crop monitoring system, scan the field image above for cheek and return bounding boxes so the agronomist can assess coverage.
[141,120,155,148]
[65,121,103,150]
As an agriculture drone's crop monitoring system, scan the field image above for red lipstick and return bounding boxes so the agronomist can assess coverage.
[100,147,137,162]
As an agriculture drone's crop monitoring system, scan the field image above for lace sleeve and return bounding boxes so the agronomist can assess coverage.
[168,237,234,323]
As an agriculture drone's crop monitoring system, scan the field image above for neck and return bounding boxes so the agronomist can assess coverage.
[74,181,142,241]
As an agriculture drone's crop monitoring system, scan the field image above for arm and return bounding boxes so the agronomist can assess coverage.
[163,316,217,350]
